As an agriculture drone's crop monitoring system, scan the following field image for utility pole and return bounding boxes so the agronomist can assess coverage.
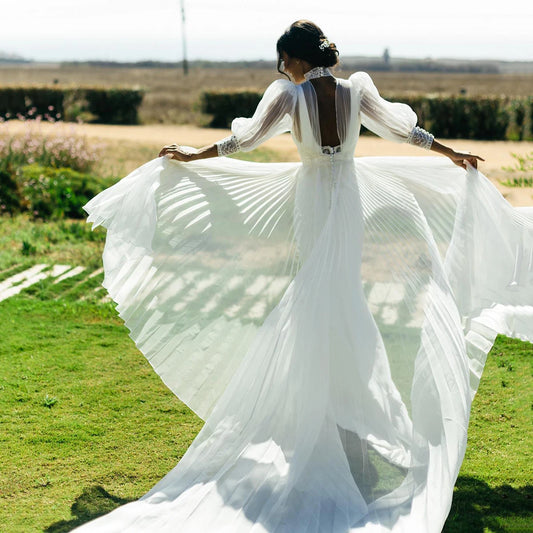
[180,0,189,75]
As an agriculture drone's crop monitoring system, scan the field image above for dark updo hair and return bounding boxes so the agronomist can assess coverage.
[276,20,339,77]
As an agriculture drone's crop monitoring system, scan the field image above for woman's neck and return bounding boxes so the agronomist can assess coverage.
[303,66,333,81]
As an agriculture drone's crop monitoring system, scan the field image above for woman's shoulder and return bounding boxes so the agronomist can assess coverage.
[262,78,298,98]
[346,71,374,87]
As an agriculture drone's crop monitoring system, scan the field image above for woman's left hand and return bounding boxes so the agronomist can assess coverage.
[448,150,485,170]
[159,144,195,162]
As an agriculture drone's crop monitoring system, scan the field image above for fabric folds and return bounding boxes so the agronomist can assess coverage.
[76,71,533,532]
[79,154,533,533]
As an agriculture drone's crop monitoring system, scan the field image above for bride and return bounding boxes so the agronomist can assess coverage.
[76,20,533,533]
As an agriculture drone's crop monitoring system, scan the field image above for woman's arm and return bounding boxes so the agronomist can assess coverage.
[159,79,297,163]
[158,137,486,169]
[354,72,485,171]
[404,126,484,170]
[158,143,218,162]
[430,139,485,170]
[159,133,246,162]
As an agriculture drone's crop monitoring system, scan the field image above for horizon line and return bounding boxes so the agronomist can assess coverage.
[3,55,533,65]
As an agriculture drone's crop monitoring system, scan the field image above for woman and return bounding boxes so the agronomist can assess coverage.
[76,20,533,532]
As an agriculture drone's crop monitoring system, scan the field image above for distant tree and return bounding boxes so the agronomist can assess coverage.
[383,48,391,67]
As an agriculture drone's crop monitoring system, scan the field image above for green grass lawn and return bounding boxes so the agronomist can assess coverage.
[0,297,204,532]
[1,295,531,532]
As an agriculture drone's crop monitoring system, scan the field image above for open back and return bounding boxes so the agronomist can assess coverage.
[307,77,343,148]
[293,75,357,159]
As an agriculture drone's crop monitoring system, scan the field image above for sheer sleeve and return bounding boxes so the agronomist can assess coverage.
[350,71,433,148]
[215,79,297,156]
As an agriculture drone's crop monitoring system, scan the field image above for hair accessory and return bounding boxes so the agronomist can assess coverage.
[319,39,330,51]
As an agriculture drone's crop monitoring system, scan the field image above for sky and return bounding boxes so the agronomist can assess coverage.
[1,0,532,62]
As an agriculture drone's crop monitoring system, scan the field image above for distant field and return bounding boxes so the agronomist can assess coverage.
[1,64,532,125]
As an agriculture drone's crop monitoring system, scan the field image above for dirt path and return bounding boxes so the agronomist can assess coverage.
[6,121,533,206]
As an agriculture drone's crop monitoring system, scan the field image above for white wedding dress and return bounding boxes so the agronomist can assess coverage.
[76,71,533,532]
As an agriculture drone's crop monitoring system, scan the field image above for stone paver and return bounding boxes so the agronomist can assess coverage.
[0,264,93,302]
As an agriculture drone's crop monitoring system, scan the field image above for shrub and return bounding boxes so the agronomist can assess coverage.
[505,99,527,141]
[0,117,108,218]
[84,88,144,125]
[0,165,23,214]
[0,88,64,121]
[523,98,533,141]
[0,86,144,125]
[387,95,510,140]
[13,165,113,219]
[199,90,262,128]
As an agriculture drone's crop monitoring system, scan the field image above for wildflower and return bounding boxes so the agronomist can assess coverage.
[0,117,103,172]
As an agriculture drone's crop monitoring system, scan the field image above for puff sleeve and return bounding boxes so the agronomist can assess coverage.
[215,79,297,156]
[351,71,433,149]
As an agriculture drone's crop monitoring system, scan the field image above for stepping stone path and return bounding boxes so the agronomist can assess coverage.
[0,264,425,327]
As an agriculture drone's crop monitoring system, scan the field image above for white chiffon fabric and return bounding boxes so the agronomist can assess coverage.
[76,72,533,532]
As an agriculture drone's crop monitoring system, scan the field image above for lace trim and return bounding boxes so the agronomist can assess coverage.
[216,135,241,157]
[407,126,434,150]
[304,67,333,81]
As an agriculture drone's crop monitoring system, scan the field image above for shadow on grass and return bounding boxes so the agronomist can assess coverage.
[45,485,134,533]
[45,477,532,532]
[444,476,533,532]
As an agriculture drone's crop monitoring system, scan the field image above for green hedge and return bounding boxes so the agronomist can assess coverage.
[199,90,533,140]
[199,91,262,128]
[0,86,144,125]
[396,95,530,141]
[0,164,112,219]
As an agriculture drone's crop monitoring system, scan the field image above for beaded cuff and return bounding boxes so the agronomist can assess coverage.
[216,135,241,157]
[407,126,434,150]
